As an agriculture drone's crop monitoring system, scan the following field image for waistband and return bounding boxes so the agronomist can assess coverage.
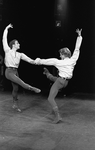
[59,76,70,80]
[6,67,18,70]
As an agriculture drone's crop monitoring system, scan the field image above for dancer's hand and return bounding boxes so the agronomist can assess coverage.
[76,28,82,36]
[6,24,13,29]
[34,58,41,64]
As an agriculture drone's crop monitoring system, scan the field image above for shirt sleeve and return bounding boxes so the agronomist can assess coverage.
[21,53,34,63]
[38,58,59,66]
[2,28,10,52]
[71,36,83,61]
[2,39,10,52]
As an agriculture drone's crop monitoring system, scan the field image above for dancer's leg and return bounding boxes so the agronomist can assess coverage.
[12,82,21,112]
[12,82,19,101]
[9,70,21,112]
[43,68,57,82]
[48,77,68,123]
[11,69,19,102]
[5,68,41,93]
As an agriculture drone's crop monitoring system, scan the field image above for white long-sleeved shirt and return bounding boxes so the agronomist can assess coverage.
[36,36,82,79]
[4,49,33,68]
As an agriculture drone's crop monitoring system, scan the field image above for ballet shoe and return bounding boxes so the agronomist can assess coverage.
[52,116,63,124]
[12,104,21,112]
[29,87,41,93]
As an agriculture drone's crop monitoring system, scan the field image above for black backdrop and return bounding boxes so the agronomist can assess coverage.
[0,0,95,94]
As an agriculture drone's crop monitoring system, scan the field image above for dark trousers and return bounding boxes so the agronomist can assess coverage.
[47,73,69,109]
[5,68,31,101]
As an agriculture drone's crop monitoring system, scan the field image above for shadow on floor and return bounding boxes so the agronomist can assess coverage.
[0,92,95,150]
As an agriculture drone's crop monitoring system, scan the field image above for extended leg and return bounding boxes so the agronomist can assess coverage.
[5,69,41,93]
[43,68,57,82]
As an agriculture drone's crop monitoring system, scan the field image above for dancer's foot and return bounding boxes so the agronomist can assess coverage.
[52,116,63,124]
[52,107,63,123]
[43,68,50,75]
[12,103,21,112]
[29,86,41,93]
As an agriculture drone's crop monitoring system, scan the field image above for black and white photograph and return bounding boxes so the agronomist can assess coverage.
[0,0,94,150]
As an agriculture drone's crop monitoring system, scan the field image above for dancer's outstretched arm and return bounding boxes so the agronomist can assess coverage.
[71,29,83,61]
[34,57,59,66]
[21,53,35,64]
[2,24,13,51]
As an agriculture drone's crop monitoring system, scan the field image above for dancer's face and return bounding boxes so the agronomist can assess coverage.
[14,41,20,50]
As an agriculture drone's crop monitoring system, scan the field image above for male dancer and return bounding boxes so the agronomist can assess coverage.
[2,24,41,112]
[35,29,82,123]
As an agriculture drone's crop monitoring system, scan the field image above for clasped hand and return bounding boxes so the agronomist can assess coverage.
[34,58,41,64]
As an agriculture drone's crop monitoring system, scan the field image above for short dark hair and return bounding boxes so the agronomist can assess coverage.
[9,39,17,49]
[59,47,71,58]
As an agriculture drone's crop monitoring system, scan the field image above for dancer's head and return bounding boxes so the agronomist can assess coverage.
[9,39,20,50]
[59,47,71,59]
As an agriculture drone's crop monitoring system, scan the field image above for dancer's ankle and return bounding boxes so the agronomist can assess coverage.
[53,106,58,111]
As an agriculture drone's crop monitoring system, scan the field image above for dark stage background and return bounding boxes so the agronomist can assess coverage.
[0,0,95,94]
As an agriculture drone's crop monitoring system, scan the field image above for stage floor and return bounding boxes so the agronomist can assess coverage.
[0,91,95,150]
